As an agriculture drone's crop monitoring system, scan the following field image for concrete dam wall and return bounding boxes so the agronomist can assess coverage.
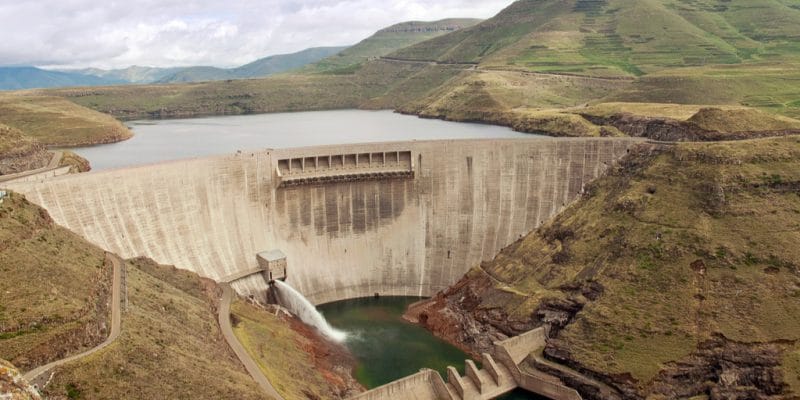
[6,138,641,304]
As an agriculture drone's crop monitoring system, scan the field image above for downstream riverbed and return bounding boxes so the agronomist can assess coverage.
[319,297,545,399]
[73,110,535,170]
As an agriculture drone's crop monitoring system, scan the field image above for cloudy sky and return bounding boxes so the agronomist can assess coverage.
[0,0,512,70]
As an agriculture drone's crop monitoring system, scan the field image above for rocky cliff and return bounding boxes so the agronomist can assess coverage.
[0,125,50,175]
[409,137,800,399]
[0,359,41,400]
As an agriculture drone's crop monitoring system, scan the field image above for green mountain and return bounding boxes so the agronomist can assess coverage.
[234,46,350,77]
[0,67,122,90]
[155,66,236,83]
[156,46,348,83]
[390,0,800,77]
[70,66,186,84]
[309,18,482,73]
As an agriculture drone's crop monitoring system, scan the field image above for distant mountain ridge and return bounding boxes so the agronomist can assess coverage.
[0,67,123,90]
[1,46,350,90]
[68,66,186,84]
[157,46,348,83]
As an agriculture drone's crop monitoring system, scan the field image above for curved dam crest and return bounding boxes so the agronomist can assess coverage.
[6,138,641,304]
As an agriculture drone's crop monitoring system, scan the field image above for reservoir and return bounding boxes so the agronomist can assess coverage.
[72,110,534,170]
[68,110,547,398]
[320,297,546,400]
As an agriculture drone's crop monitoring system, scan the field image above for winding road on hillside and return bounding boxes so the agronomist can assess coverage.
[0,150,64,184]
[378,56,637,81]
[23,252,123,388]
[218,283,285,400]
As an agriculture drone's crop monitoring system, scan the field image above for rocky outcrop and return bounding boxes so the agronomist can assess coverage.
[406,138,800,399]
[541,334,791,400]
[581,112,800,142]
[0,125,50,175]
[58,151,91,173]
[650,335,788,400]
[405,268,538,358]
[0,359,41,400]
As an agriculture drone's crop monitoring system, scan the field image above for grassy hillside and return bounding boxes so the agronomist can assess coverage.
[607,63,800,118]
[232,301,359,399]
[388,0,800,120]
[233,46,349,77]
[391,0,800,76]
[415,136,800,398]
[0,193,345,399]
[41,257,271,400]
[0,94,131,147]
[0,193,111,371]
[309,19,481,73]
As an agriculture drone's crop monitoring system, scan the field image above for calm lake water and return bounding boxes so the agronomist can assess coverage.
[72,110,534,170]
[319,297,545,399]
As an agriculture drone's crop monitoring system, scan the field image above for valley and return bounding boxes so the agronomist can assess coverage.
[2,0,800,399]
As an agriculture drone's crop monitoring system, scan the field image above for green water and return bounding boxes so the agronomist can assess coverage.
[318,297,546,399]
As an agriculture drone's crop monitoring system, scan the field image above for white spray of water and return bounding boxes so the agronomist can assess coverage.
[273,280,347,342]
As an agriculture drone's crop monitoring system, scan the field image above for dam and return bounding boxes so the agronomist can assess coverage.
[6,137,641,305]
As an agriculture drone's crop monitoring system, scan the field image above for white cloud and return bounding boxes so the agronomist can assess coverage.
[0,0,513,69]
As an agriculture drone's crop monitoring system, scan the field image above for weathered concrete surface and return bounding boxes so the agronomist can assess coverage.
[493,329,582,400]
[5,138,640,304]
[349,369,447,400]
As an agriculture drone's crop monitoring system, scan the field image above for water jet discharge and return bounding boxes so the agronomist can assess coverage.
[6,138,641,306]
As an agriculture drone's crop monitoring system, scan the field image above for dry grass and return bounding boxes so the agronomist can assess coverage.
[580,102,750,120]
[786,346,800,395]
[687,107,800,133]
[43,258,271,400]
[231,300,342,400]
[0,94,131,147]
[0,192,109,371]
[475,135,800,387]
[0,124,40,158]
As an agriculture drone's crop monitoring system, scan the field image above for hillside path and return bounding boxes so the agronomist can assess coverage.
[218,283,285,400]
[23,252,123,387]
[0,150,64,184]
[378,56,636,81]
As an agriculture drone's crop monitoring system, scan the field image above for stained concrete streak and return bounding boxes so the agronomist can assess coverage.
[6,138,642,305]
[23,252,123,388]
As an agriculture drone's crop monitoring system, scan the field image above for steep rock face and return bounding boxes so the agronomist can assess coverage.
[58,151,91,173]
[0,125,50,175]
[408,137,800,399]
[405,269,533,357]
[582,112,800,142]
[543,335,791,400]
[0,359,41,400]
